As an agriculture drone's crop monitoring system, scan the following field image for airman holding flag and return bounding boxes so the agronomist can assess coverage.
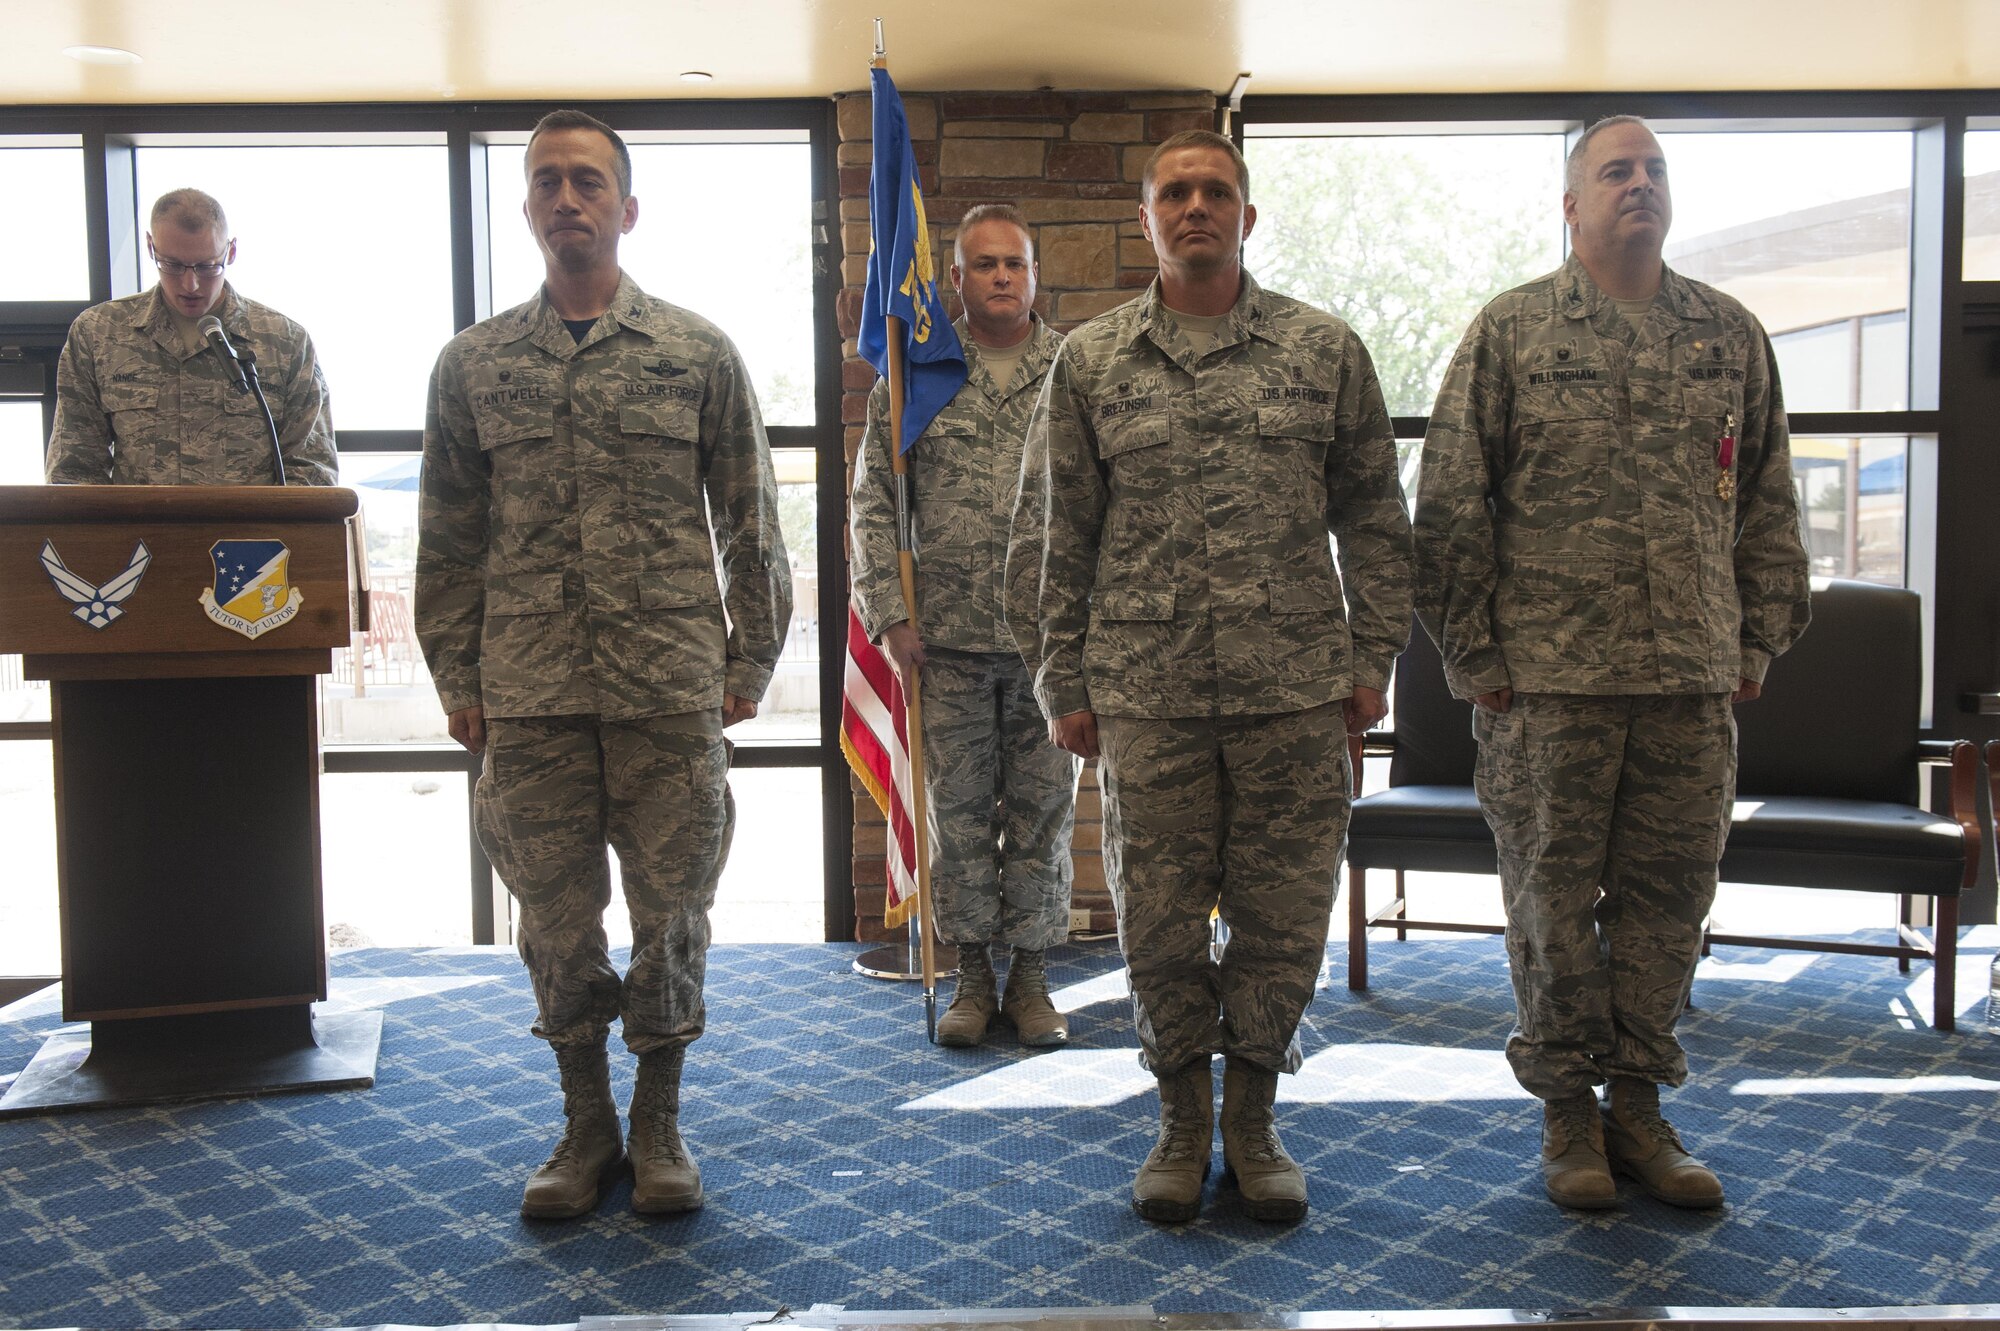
[852,202,1077,1048]
[842,54,967,1037]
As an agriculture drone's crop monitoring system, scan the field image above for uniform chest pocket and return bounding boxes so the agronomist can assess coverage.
[100,384,158,414]
[1681,383,1743,505]
[1508,375,1623,514]
[1256,405,1333,501]
[475,406,558,451]
[1096,410,1173,500]
[915,417,982,507]
[619,399,700,443]
[619,400,702,503]
[1098,410,1167,457]
[1514,378,1616,426]
[474,391,564,521]
[1681,383,1741,426]
[221,385,269,416]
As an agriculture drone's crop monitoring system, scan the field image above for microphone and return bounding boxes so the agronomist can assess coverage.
[198,315,285,484]
[197,315,251,395]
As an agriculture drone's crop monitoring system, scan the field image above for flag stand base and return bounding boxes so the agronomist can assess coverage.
[853,936,959,983]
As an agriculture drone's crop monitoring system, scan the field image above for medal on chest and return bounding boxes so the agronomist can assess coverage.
[1716,413,1737,500]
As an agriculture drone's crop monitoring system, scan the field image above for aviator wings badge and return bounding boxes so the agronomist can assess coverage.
[200,539,303,640]
[41,540,152,629]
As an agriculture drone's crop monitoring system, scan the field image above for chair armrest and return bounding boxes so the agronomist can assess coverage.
[1948,739,1982,891]
[1987,740,2000,886]
[1919,738,1962,764]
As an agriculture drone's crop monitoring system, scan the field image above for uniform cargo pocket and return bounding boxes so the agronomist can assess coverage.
[1268,577,1334,615]
[481,573,570,692]
[637,567,718,610]
[630,567,726,680]
[1495,555,1644,665]
[486,572,566,616]
[1094,585,1175,620]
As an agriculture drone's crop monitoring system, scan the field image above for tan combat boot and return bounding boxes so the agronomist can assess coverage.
[1541,1092,1617,1210]
[519,1040,625,1219]
[1000,947,1069,1047]
[1220,1057,1309,1222]
[935,943,998,1047]
[1133,1057,1213,1224]
[628,1047,703,1214]
[1602,1077,1724,1208]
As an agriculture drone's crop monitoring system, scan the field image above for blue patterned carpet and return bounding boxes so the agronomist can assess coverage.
[3,936,2000,1329]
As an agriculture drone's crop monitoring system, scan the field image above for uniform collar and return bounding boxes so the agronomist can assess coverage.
[136,282,247,356]
[958,313,1059,399]
[1557,251,1717,343]
[1129,269,1281,361]
[522,270,660,358]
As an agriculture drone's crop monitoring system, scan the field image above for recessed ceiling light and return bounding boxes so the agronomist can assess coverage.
[679,70,714,83]
[62,45,142,65]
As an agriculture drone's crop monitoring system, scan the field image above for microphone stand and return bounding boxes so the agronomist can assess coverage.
[237,348,286,486]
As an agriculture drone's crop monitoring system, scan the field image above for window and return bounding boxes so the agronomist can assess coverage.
[1771,311,1907,412]
[133,144,454,429]
[485,139,816,426]
[1791,435,1909,586]
[1243,131,1565,416]
[1659,130,1913,413]
[0,141,87,300]
[0,741,57,975]
[1967,129,2000,280]
[0,401,50,726]
[322,451,449,745]
[0,105,842,956]
[320,771,472,947]
[735,446,820,743]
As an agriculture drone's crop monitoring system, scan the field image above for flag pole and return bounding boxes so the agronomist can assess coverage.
[874,35,941,1043]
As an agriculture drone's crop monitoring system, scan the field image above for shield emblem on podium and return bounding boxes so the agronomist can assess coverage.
[200,539,303,640]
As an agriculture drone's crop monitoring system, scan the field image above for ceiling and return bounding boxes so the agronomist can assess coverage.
[5,0,1999,106]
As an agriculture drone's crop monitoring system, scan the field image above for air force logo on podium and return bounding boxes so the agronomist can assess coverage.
[200,539,303,640]
[40,540,152,629]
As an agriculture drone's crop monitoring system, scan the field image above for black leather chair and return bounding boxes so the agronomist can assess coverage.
[1345,580,1982,1031]
[1344,619,1498,990]
[1712,579,1979,1030]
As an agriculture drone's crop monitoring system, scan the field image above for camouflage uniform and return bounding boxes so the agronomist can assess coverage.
[416,272,790,1054]
[851,316,1077,949]
[1007,274,1413,1073]
[48,285,338,486]
[1414,254,1810,1099]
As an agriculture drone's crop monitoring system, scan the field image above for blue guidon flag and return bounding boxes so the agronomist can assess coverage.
[199,539,303,640]
[857,65,967,452]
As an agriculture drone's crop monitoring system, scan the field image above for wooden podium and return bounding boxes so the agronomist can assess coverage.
[0,485,382,1117]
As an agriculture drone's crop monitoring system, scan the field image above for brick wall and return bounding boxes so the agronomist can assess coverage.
[835,89,1220,944]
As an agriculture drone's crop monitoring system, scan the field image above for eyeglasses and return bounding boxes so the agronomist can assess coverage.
[152,253,229,279]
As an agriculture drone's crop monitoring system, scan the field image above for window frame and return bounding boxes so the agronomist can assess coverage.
[0,98,852,948]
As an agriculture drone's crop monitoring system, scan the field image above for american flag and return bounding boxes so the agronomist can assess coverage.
[839,605,919,926]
